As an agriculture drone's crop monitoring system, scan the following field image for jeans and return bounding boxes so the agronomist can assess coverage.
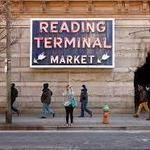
[11,99,19,115]
[65,106,74,124]
[41,103,54,117]
[80,101,92,117]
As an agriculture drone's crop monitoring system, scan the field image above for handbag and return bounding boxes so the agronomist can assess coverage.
[71,97,78,108]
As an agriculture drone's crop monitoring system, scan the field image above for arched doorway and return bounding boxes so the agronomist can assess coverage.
[134,52,150,112]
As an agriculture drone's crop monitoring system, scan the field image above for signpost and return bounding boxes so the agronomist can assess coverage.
[30,18,114,68]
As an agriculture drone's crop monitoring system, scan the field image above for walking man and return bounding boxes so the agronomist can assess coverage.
[41,83,55,118]
[79,85,92,117]
[11,83,19,116]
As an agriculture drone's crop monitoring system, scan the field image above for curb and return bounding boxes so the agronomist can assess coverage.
[0,124,150,130]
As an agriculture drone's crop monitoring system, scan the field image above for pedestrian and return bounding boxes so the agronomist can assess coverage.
[41,83,55,118]
[11,83,20,116]
[146,84,150,120]
[133,85,149,118]
[63,85,75,126]
[79,85,92,117]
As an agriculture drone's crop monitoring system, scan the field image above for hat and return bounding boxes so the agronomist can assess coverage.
[43,83,49,88]
[82,85,86,88]
[11,83,15,88]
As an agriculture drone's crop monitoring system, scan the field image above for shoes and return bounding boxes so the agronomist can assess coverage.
[78,116,84,117]
[41,116,46,119]
[64,123,69,127]
[133,114,139,118]
[146,118,150,120]
[90,112,93,117]
[69,123,73,127]
[53,113,55,118]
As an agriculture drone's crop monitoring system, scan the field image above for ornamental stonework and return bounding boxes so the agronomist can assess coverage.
[11,0,150,17]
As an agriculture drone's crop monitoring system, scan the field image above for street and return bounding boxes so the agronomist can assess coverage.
[0,130,150,150]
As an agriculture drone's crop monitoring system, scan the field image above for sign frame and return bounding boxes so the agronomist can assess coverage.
[30,18,115,68]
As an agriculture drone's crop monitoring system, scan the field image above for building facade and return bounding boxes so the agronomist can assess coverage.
[1,0,150,114]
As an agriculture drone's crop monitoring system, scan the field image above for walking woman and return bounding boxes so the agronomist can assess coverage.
[63,85,75,126]
[133,85,149,118]
[79,85,92,117]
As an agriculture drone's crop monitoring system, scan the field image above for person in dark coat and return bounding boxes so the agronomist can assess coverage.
[79,85,92,117]
[41,83,55,118]
[11,83,19,116]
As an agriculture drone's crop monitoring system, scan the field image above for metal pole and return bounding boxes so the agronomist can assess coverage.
[5,0,12,124]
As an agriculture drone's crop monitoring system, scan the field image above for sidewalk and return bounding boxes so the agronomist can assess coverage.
[0,114,150,130]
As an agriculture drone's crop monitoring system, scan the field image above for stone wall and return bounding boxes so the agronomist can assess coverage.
[1,0,150,114]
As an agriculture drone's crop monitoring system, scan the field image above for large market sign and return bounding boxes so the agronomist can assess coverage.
[30,18,114,68]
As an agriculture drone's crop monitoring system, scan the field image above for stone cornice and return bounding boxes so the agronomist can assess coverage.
[10,0,150,1]
[10,0,150,17]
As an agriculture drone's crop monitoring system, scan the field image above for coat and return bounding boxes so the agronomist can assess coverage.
[41,88,53,105]
[139,89,147,103]
[11,87,18,103]
[63,89,74,106]
[80,88,88,102]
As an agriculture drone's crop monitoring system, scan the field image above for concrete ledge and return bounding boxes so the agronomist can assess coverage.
[0,124,150,131]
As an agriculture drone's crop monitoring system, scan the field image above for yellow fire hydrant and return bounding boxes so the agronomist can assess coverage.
[102,104,109,124]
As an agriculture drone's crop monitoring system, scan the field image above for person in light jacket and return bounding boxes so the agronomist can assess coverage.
[63,85,74,126]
